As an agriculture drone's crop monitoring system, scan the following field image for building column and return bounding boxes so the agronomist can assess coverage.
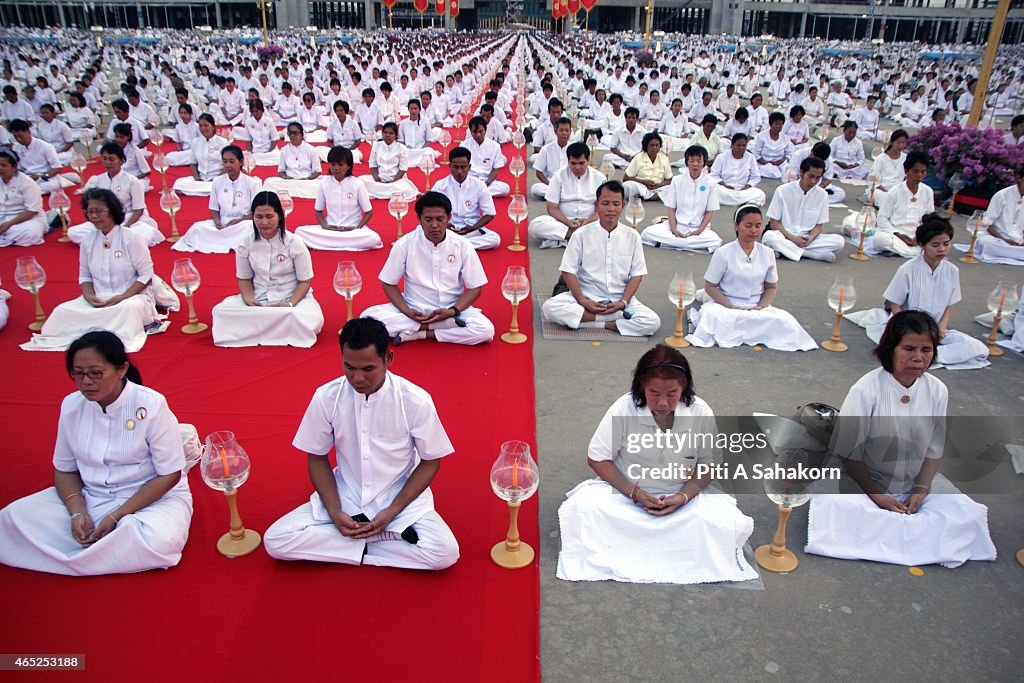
[215,1,222,27]
[364,0,375,29]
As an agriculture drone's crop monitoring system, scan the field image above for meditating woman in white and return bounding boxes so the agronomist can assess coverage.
[848,214,990,369]
[0,331,192,576]
[234,99,280,165]
[750,111,794,180]
[294,146,383,251]
[688,205,817,351]
[806,310,997,568]
[975,163,1024,264]
[829,121,870,181]
[262,123,323,200]
[866,129,908,206]
[23,190,161,353]
[211,191,325,348]
[557,344,758,584]
[710,133,765,206]
[323,99,363,164]
[0,149,47,247]
[865,152,932,258]
[172,113,228,197]
[398,99,442,167]
[173,145,263,254]
[360,121,418,200]
[69,142,163,247]
[164,104,200,167]
[641,145,722,253]
[64,92,98,139]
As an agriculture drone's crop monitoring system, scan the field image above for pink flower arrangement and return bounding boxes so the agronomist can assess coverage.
[908,123,1024,187]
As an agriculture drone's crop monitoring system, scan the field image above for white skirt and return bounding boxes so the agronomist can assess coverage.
[21,293,157,352]
[261,177,321,200]
[641,222,723,253]
[254,149,282,166]
[357,175,420,201]
[172,219,253,253]
[172,177,214,196]
[316,147,363,165]
[687,301,818,351]
[805,475,996,568]
[556,479,758,584]
[0,482,192,576]
[293,224,383,251]
[211,293,324,348]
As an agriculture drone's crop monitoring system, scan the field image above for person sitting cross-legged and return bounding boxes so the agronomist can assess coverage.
[542,180,660,338]
[763,156,844,263]
[641,145,722,253]
[433,147,499,250]
[528,142,606,249]
[362,191,494,346]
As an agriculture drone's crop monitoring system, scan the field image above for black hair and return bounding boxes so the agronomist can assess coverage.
[904,151,929,172]
[339,317,390,358]
[641,132,662,152]
[730,132,748,144]
[595,179,625,201]
[221,144,244,162]
[735,204,763,224]
[250,191,286,239]
[8,118,30,133]
[81,188,126,225]
[873,310,939,373]
[768,111,785,125]
[327,145,354,174]
[630,344,696,408]
[684,144,708,164]
[799,156,826,174]
[415,190,452,217]
[915,212,954,246]
[67,331,143,386]
[99,141,126,160]
[448,146,471,163]
[566,141,589,160]
[811,142,831,160]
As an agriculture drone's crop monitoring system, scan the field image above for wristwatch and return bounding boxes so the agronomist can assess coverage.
[450,305,461,316]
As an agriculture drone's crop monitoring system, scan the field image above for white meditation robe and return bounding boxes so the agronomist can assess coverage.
[806,368,996,568]
[173,172,262,254]
[263,373,459,570]
[688,240,817,351]
[642,172,722,253]
[764,181,843,261]
[432,173,499,250]
[0,381,192,576]
[359,140,417,200]
[211,230,325,348]
[0,171,47,246]
[710,151,765,205]
[557,393,757,584]
[294,175,382,251]
[362,229,494,345]
[71,171,162,247]
[529,166,606,248]
[976,184,1024,264]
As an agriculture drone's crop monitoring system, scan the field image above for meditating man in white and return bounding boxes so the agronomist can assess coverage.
[362,191,494,346]
[264,316,459,570]
[763,156,844,263]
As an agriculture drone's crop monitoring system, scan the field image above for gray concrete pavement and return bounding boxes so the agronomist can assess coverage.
[527,137,1024,682]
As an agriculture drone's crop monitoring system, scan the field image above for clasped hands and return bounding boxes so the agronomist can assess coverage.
[579,298,625,316]
[329,506,397,539]
[404,306,456,325]
[634,489,689,516]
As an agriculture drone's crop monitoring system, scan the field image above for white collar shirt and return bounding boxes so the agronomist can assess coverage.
[278,141,321,178]
[314,175,371,227]
[368,140,408,181]
[79,223,154,295]
[85,171,148,216]
[327,116,361,147]
[883,254,960,323]
[830,135,865,166]
[209,173,262,223]
[378,229,488,310]
[462,136,506,181]
[703,240,777,308]
[665,171,720,231]
[711,151,760,187]
[877,181,934,233]
[985,184,1024,243]
[558,222,648,302]
[766,180,830,236]
[12,137,60,175]
[0,171,44,220]
[433,174,495,230]
[235,229,314,303]
[53,381,185,498]
[545,166,606,220]
[190,134,228,181]
[36,118,75,148]
[533,140,569,178]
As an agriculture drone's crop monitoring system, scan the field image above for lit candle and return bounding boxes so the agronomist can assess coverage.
[838,285,844,310]
[219,447,231,478]
[998,288,1007,315]
[678,280,684,307]
[512,458,519,488]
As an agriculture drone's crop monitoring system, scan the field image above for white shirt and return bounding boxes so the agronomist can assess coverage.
[609,126,645,158]
[65,106,97,131]
[278,141,322,179]
[533,140,569,179]
[852,107,880,134]
[878,182,934,233]
[189,134,228,181]
[354,102,383,133]
[831,367,947,495]
[235,230,315,303]
[292,372,453,527]
[558,222,647,302]
[218,88,247,120]
[883,253,961,322]
[378,229,487,310]
[545,166,606,221]
[461,136,506,182]
[84,171,149,218]
[327,116,362,147]
[711,151,760,187]
[751,130,794,163]
[0,171,44,221]
[985,184,1024,243]
[767,181,829,236]
[748,105,769,133]
[244,113,278,152]
[78,223,153,295]
[703,240,777,308]
[433,174,495,230]
[105,116,147,147]
[314,175,371,227]
[296,104,325,130]
[589,392,715,496]
[274,93,301,119]
[53,381,185,498]
[665,172,720,231]
[36,118,76,149]
[368,140,409,182]
[657,111,689,138]
[12,137,60,176]
[209,172,262,224]
[398,117,433,150]
[830,135,866,167]
[870,152,906,191]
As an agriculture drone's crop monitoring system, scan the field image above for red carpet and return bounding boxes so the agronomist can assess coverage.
[0,137,539,681]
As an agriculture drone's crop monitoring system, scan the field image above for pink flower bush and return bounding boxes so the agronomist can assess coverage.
[908,123,1024,187]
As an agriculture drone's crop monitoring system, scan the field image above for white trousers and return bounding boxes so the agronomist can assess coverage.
[361,303,494,345]
[805,475,996,568]
[556,480,757,584]
[406,146,439,167]
[974,234,1024,264]
[69,216,164,247]
[265,504,458,570]
[316,146,362,165]
[256,149,283,166]
[834,165,870,181]
[762,229,845,262]
[21,293,156,352]
[261,177,321,200]
[458,227,501,250]
[757,160,789,180]
[0,483,192,576]
[211,294,324,347]
[172,177,214,196]
[0,215,46,246]
[528,215,572,247]
[293,224,384,251]
[716,186,766,206]
[623,181,670,202]
[850,308,991,369]
[164,150,192,166]
[172,219,253,253]
[481,179,511,198]
[687,301,818,351]
[36,174,79,195]
[542,292,660,337]
[824,184,846,204]
[0,294,8,330]
[357,175,419,201]
[641,223,722,253]
[529,181,548,200]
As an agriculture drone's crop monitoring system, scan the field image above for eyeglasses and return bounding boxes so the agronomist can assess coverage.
[70,368,109,381]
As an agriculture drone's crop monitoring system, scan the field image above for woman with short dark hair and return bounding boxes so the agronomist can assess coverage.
[806,310,996,568]
[556,344,757,584]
